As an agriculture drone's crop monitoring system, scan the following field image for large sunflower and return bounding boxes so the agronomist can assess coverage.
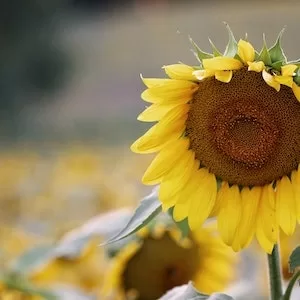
[103,223,236,300]
[131,28,300,253]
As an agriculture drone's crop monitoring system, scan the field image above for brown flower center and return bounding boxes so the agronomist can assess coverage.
[122,233,199,300]
[186,68,300,186]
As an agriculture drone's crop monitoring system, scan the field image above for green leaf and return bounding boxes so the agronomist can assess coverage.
[208,38,222,57]
[268,28,287,64]
[223,22,237,57]
[55,208,132,258]
[258,34,272,66]
[287,58,300,66]
[160,282,234,300]
[271,60,285,71]
[189,36,213,63]
[9,245,55,275]
[102,188,162,245]
[289,246,300,272]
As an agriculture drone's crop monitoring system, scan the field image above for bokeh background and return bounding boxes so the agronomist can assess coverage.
[1,0,300,299]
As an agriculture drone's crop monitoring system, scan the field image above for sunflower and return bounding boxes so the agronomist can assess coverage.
[102,222,236,300]
[131,27,300,253]
[31,238,106,294]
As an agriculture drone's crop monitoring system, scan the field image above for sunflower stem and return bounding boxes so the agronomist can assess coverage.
[267,244,283,300]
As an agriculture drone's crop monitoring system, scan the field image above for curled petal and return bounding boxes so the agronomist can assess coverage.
[238,39,255,63]
[193,69,215,81]
[163,64,197,81]
[274,75,294,88]
[248,61,265,72]
[262,70,280,92]
[215,70,233,83]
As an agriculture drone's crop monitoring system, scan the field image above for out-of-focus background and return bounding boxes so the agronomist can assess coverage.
[1,0,300,299]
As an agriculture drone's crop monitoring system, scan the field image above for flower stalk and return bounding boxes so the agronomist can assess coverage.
[267,244,283,300]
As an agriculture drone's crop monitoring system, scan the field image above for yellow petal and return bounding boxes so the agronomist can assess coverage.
[258,184,278,244]
[235,187,261,249]
[141,76,174,88]
[159,150,196,203]
[275,176,297,236]
[217,183,242,246]
[141,81,198,104]
[173,164,200,222]
[291,166,300,223]
[274,75,293,88]
[203,57,243,71]
[137,103,178,122]
[131,119,185,154]
[256,225,275,254]
[131,104,189,153]
[214,70,233,83]
[281,64,297,77]
[292,82,300,101]
[193,69,215,81]
[262,70,280,92]
[248,61,265,72]
[238,39,255,63]
[163,64,197,81]
[188,169,217,230]
[142,138,190,185]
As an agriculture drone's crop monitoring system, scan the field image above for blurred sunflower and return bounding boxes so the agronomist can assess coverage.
[103,222,236,299]
[32,238,107,294]
[131,27,300,253]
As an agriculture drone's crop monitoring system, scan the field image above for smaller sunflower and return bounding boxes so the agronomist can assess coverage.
[102,222,236,300]
[32,238,106,294]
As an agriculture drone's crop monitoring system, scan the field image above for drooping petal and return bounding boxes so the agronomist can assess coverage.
[291,166,300,223]
[159,150,196,204]
[274,75,293,88]
[256,225,275,254]
[137,103,179,122]
[173,163,200,222]
[237,39,255,63]
[262,70,280,92]
[275,176,297,236]
[258,184,278,244]
[217,183,242,247]
[141,81,198,104]
[214,70,233,83]
[203,57,243,71]
[292,82,300,101]
[248,61,265,72]
[163,64,197,81]
[234,186,261,249]
[188,169,217,230]
[281,64,297,77]
[142,138,190,185]
[193,69,215,81]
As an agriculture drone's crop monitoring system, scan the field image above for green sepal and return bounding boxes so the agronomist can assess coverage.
[293,68,300,85]
[258,34,272,66]
[223,22,238,57]
[168,207,190,238]
[271,60,285,71]
[287,58,300,66]
[189,36,213,64]
[268,28,287,65]
[289,246,300,273]
[208,38,222,57]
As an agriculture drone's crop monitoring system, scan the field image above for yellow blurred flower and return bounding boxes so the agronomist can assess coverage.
[102,222,237,299]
